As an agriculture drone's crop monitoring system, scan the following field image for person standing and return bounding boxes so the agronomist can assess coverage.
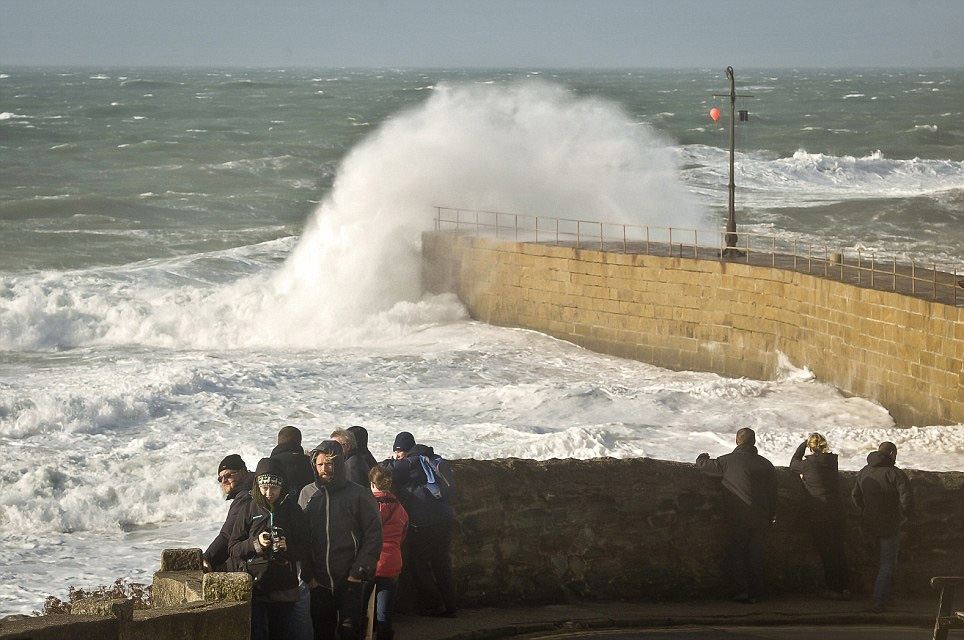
[228,458,309,640]
[369,464,409,640]
[790,433,851,600]
[331,428,372,487]
[271,426,314,501]
[204,454,253,572]
[852,441,914,613]
[348,425,378,470]
[696,427,777,604]
[300,440,382,640]
[385,431,457,617]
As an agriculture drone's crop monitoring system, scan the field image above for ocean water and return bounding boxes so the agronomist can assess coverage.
[1,68,962,614]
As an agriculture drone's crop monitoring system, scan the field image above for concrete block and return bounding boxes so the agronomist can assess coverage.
[202,572,252,603]
[160,548,202,572]
[70,596,133,621]
[152,571,203,608]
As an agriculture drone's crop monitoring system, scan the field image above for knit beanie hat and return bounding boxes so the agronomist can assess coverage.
[218,454,246,475]
[393,431,416,452]
[254,457,286,488]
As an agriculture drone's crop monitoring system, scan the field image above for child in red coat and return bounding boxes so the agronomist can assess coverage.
[370,464,409,640]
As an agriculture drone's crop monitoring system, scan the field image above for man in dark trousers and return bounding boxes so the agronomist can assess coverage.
[271,426,314,501]
[300,440,382,640]
[696,427,777,603]
[852,441,914,613]
[203,454,253,572]
[386,431,457,617]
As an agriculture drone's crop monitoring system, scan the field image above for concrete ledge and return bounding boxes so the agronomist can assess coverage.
[203,572,252,602]
[70,596,133,621]
[160,548,202,571]
[152,570,203,607]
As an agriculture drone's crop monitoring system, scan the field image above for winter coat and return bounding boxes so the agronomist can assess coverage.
[299,444,382,590]
[270,442,314,501]
[852,451,915,537]
[345,451,374,488]
[204,473,253,570]
[696,444,777,528]
[789,442,843,518]
[385,444,455,527]
[374,491,408,578]
[227,490,308,603]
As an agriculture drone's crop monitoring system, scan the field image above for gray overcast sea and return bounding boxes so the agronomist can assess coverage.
[0,68,962,614]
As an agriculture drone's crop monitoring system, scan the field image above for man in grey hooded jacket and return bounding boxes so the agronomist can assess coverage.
[299,439,382,640]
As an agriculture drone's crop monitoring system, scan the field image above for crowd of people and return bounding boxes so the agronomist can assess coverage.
[696,428,915,612]
[204,426,455,640]
[203,424,915,640]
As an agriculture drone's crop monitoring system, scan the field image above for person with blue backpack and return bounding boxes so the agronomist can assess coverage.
[385,431,457,617]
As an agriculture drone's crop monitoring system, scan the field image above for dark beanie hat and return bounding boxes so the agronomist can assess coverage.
[254,457,286,487]
[218,454,246,474]
[393,431,416,452]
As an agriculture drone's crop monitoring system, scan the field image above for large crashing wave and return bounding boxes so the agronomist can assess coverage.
[0,82,703,351]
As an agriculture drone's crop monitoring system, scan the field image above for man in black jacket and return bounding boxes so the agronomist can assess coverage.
[331,428,372,487]
[385,431,457,617]
[696,428,777,603]
[271,426,314,501]
[300,440,382,640]
[203,454,253,572]
[852,441,914,613]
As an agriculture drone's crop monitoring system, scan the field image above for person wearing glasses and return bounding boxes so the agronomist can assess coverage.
[203,454,254,572]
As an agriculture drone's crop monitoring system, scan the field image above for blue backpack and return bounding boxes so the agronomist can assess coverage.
[414,455,454,501]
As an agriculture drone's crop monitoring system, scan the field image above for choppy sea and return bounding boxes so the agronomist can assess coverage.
[1,68,962,614]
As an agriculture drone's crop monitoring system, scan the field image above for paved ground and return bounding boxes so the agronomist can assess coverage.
[394,597,938,640]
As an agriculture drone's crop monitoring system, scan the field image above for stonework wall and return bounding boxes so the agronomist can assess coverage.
[447,458,964,606]
[422,233,964,426]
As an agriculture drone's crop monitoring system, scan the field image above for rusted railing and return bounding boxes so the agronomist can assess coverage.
[433,206,963,307]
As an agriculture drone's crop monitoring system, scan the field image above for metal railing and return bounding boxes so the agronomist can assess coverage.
[433,206,964,307]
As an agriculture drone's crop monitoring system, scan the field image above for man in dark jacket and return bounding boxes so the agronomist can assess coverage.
[271,426,314,501]
[300,440,382,640]
[385,431,457,617]
[696,427,777,603]
[204,454,254,572]
[348,426,378,470]
[331,428,372,487]
[852,441,914,613]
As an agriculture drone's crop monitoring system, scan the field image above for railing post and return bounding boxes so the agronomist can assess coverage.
[576,221,581,249]
[808,243,812,274]
[871,254,875,287]
[771,235,776,267]
[646,226,650,255]
[694,229,699,259]
[535,216,539,243]
[893,256,897,291]
[555,218,559,245]
[599,222,603,251]
[840,250,845,280]
[912,259,916,294]
[824,246,828,277]
[857,249,862,285]
[669,227,673,255]
[474,210,479,237]
[745,233,750,264]
[515,214,518,242]
[623,225,627,254]
[933,262,938,299]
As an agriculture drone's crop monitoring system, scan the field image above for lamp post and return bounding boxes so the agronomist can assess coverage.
[713,66,752,258]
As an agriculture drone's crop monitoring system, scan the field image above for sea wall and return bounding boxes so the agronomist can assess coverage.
[422,232,964,426]
[3,458,962,639]
[446,458,963,605]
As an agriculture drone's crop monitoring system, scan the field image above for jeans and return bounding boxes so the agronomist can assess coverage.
[310,581,365,640]
[374,577,398,637]
[251,600,302,640]
[874,535,900,607]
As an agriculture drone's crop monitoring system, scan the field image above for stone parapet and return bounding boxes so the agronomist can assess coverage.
[422,232,963,425]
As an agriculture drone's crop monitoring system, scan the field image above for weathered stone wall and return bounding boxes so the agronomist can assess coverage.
[448,458,964,606]
[422,233,964,426]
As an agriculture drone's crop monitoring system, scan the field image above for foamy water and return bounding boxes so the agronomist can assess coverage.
[1,69,962,615]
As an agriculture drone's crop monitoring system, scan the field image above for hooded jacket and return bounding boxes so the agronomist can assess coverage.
[298,440,382,590]
[204,472,253,570]
[374,490,408,578]
[790,441,843,514]
[385,443,455,527]
[348,425,378,469]
[270,441,314,501]
[696,444,777,528]
[852,451,914,537]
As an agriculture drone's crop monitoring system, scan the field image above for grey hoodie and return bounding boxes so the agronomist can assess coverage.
[298,440,382,589]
